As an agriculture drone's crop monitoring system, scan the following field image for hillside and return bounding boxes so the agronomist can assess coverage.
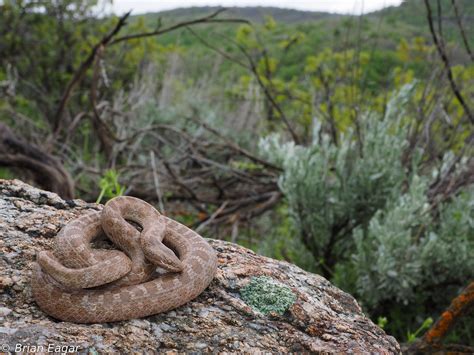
[135,1,473,52]
[371,0,474,47]
[139,6,340,24]
[127,0,473,90]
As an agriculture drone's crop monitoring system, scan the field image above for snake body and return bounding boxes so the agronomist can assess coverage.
[31,196,218,323]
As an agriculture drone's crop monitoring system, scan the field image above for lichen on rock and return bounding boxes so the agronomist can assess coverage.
[241,276,296,315]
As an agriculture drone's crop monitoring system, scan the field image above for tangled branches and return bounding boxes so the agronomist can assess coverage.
[75,105,283,231]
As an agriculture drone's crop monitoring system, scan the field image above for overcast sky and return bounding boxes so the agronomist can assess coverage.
[110,0,404,15]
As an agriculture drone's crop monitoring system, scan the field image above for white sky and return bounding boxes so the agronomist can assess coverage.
[110,0,404,15]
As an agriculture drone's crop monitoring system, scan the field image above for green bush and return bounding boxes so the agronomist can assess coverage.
[259,85,414,276]
[350,179,473,310]
[259,85,474,341]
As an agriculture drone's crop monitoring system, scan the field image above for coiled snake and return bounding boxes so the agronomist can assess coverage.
[31,196,218,323]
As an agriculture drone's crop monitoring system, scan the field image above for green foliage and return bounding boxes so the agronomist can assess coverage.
[259,84,473,341]
[0,0,107,120]
[240,276,296,315]
[351,180,474,309]
[351,175,431,306]
[407,317,434,343]
[421,186,474,286]
[377,316,388,330]
[0,167,15,180]
[96,169,126,204]
[344,180,474,338]
[259,85,414,274]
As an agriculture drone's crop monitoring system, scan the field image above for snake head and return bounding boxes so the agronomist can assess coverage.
[140,217,183,272]
[147,244,184,273]
[153,244,184,272]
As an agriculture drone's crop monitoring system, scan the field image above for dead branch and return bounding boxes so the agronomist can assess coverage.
[90,44,116,160]
[97,109,282,232]
[428,155,474,208]
[408,281,474,353]
[195,200,229,233]
[110,9,249,45]
[0,123,74,198]
[316,67,339,145]
[188,114,282,172]
[149,150,165,213]
[450,0,473,62]
[424,0,473,124]
[50,11,132,143]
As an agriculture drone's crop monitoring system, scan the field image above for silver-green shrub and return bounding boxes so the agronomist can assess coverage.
[351,174,431,307]
[259,85,414,274]
[349,155,474,309]
[259,84,473,337]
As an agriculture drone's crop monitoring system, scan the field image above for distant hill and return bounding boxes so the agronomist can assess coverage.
[136,0,474,45]
[369,0,474,45]
[137,6,340,24]
[132,1,473,61]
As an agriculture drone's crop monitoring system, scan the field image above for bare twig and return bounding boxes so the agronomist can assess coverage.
[233,37,301,143]
[150,150,166,213]
[187,114,282,172]
[110,9,249,45]
[316,67,338,145]
[409,281,474,353]
[0,123,74,198]
[195,200,229,233]
[450,0,474,62]
[50,11,132,143]
[90,44,117,159]
[185,26,249,69]
[424,0,473,124]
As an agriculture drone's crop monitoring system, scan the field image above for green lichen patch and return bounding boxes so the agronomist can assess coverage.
[240,276,296,315]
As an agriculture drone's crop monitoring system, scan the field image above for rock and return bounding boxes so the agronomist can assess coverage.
[0,276,13,290]
[0,179,400,353]
[0,307,12,317]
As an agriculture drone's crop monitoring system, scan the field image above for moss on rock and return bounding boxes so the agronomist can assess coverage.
[240,276,296,315]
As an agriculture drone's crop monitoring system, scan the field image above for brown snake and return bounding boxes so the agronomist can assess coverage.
[31,196,218,323]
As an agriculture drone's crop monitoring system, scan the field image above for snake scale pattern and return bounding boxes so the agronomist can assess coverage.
[31,196,218,323]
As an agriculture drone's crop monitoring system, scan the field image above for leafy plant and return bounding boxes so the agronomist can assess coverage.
[407,317,433,343]
[96,169,126,204]
[259,84,474,340]
[377,316,388,330]
[259,85,414,277]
